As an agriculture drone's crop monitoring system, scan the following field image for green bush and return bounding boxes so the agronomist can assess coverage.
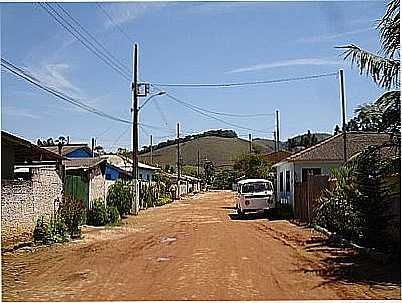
[155,195,172,207]
[107,206,121,225]
[107,181,132,217]
[33,216,70,245]
[57,196,86,238]
[87,199,108,226]
[277,201,294,219]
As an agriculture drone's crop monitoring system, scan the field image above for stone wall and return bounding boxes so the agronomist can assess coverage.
[89,166,106,208]
[1,166,63,246]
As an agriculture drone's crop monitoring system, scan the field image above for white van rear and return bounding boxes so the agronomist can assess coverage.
[236,179,275,216]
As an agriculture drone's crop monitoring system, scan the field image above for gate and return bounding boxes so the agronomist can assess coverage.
[294,175,330,222]
[65,175,89,208]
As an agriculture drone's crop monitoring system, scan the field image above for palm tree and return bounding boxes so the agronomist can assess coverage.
[337,0,400,90]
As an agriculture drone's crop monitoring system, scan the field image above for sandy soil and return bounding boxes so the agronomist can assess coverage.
[2,191,400,301]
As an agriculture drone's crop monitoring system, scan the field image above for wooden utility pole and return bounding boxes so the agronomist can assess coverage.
[150,134,153,165]
[273,131,277,153]
[197,148,200,178]
[177,122,180,198]
[276,110,280,151]
[339,69,347,163]
[91,137,95,157]
[132,43,139,215]
[249,133,252,153]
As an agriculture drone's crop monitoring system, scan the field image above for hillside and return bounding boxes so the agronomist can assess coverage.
[139,136,278,169]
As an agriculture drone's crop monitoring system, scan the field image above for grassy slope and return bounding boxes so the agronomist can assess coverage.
[139,136,277,168]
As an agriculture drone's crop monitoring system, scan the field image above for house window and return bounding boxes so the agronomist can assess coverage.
[105,173,112,180]
[302,168,322,182]
[139,173,143,179]
[285,171,290,193]
[146,174,150,181]
[279,172,284,192]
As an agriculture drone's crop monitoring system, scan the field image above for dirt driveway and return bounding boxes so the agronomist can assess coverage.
[2,191,400,301]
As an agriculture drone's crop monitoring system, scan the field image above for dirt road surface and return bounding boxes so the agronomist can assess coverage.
[2,191,400,301]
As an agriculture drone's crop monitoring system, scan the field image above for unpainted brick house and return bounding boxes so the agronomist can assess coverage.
[1,131,64,246]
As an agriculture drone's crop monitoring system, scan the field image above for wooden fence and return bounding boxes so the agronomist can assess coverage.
[294,175,331,222]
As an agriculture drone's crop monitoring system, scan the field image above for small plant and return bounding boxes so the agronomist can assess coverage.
[57,196,86,238]
[107,181,132,217]
[277,201,294,219]
[87,199,108,226]
[107,206,121,225]
[33,216,70,245]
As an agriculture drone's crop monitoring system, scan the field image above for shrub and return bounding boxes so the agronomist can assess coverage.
[107,206,121,225]
[277,201,294,219]
[57,196,86,238]
[33,216,70,245]
[107,181,132,216]
[87,199,108,226]
[155,195,172,207]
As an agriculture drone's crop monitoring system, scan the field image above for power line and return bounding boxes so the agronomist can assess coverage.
[38,2,131,81]
[151,72,338,88]
[95,3,133,43]
[55,3,130,75]
[150,84,272,134]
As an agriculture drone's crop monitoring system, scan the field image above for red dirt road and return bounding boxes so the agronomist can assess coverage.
[2,191,400,301]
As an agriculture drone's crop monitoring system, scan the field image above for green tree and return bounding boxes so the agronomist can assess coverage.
[233,153,271,179]
[106,180,132,217]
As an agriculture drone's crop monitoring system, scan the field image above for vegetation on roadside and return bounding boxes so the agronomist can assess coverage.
[106,180,132,217]
[87,198,121,226]
[33,196,86,244]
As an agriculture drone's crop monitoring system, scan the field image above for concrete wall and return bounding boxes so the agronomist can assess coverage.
[1,166,63,246]
[89,166,106,208]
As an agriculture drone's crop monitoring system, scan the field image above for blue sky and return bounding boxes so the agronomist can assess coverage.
[1,1,387,151]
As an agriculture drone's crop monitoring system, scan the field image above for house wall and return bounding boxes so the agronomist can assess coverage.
[139,168,156,181]
[276,162,295,204]
[89,166,106,207]
[293,161,342,183]
[1,166,63,246]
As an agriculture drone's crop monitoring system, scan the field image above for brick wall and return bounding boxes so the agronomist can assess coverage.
[89,166,106,207]
[1,166,63,246]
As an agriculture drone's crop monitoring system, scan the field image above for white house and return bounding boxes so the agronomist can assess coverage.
[272,132,391,206]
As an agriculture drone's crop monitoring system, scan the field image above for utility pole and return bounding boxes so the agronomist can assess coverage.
[131,43,139,215]
[248,133,252,153]
[276,110,280,151]
[177,122,180,199]
[91,137,95,157]
[150,134,153,165]
[273,131,277,153]
[339,69,347,163]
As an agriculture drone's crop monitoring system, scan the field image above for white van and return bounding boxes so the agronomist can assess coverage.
[236,179,275,216]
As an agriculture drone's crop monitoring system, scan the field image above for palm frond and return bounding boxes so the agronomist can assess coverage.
[336,44,400,89]
[377,0,400,58]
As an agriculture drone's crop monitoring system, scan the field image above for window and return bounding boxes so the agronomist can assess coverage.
[279,172,284,192]
[139,173,143,179]
[285,171,291,192]
[105,173,112,180]
[146,174,150,181]
[302,168,322,182]
[241,182,272,194]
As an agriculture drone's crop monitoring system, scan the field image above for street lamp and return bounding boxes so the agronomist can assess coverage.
[138,91,166,111]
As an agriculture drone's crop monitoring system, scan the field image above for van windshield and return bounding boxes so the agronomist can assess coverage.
[241,182,272,193]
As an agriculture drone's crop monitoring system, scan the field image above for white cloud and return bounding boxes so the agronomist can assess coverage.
[226,58,342,74]
[28,63,81,95]
[297,28,373,44]
[186,2,254,15]
[102,2,168,28]
[2,106,41,119]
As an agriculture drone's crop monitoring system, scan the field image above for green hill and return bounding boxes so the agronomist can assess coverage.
[139,136,278,169]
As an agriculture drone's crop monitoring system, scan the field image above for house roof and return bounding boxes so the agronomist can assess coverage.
[101,154,160,171]
[43,144,92,157]
[273,132,391,167]
[1,130,63,163]
[63,157,107,170]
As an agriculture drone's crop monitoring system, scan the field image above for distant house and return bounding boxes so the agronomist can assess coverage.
[43,144,93,158]
[162,172,202,198]
[101,154,160,181]
[1,131,64,246]
[272,132,391,205]
[264,150,292,165]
